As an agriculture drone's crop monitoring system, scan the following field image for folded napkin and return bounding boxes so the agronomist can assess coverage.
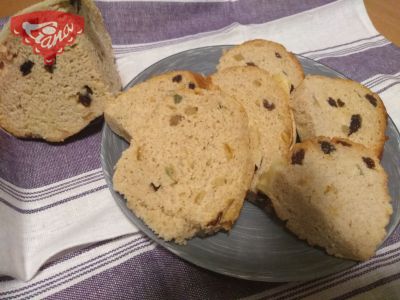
[1,0,400,299]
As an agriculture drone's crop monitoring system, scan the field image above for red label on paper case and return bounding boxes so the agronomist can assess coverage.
[10,11,84,65]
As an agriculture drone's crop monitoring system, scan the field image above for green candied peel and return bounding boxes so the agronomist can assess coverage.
[173,94,183,104]
[165,165,178,184]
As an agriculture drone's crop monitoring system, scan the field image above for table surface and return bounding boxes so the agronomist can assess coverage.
[0,0,399,47]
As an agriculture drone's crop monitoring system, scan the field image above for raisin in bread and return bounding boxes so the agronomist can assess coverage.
[291,75,387,157]
[210,66,295,191]
[105,70,209,142]
[0,0,121,142]
[113,89,253,243]
[258,137,392,261]
[217,39,304,92]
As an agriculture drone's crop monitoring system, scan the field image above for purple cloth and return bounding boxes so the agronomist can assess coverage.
[1,0,400,299]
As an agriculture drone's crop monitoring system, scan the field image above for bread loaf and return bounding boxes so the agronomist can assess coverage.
[0,0,121,142]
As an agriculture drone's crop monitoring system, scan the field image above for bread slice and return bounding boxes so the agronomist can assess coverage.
[217,39,304,92]
[291,75,387,157]
[258,137,392,261]
[210,66,295,191]
[105,70,209,142]
[113,89,253,244]
[0,0,121,142]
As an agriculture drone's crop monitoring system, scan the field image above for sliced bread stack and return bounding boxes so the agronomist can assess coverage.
[210,66,295,191]
[0,0,121,141]
[112,88,253,243]
[107,38,392,258]
[257,137,392,261]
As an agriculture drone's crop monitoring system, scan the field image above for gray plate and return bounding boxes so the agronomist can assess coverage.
[101,45,400,282]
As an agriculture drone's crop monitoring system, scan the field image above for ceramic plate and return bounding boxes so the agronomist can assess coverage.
[101,45,400,282]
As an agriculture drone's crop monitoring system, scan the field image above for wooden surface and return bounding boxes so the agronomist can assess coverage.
[0,0,399,46]
[364,0,400,46]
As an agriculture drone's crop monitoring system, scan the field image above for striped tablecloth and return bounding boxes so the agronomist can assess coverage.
[1,0,400,299]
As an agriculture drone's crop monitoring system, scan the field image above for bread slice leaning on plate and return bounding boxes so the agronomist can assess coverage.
[112,88,253,244]
[210,66,296,191]
[258,137,392,261]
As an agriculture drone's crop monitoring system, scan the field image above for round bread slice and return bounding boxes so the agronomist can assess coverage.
[105,70,209,142]
[291,75,387,157]
[0,0,121,142]
[113,89,253,244]
[257,137,392,261]
[217,39,304,91]
[210,66,295,191]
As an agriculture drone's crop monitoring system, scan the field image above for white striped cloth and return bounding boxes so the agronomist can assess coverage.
[1,0,400,298]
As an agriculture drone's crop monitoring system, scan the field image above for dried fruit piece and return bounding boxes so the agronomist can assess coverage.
[324,184,338,195]
[291,149,305,165]
[172,74,182,83]
[234,54,244,61]
[365,94,378,107]
[20,60,34,76]
[212,177,226,187]
[184,106,198,115]
[337,99,345,107]
[327,97,337,107]
[319,141,336,154]
[78,86,93,107]
[78,94,91,107]
[362,157,375,169]
[253,80,262,87]
[173,94,183,104]
[246,62,256,67]
[275,52,282,58]
[281,131,291,144]
[290,84,294,93]
[188,82,196,89]
[165,165,178,183]
[223,143,234,160]
[194,191,206,204]
[263,99,275,111]
[169,114,184,126]
[150,182,161,191]
[217,103,226,110]
[348,114,362,136]
[84,85,93,95]
[136,147,143,161]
